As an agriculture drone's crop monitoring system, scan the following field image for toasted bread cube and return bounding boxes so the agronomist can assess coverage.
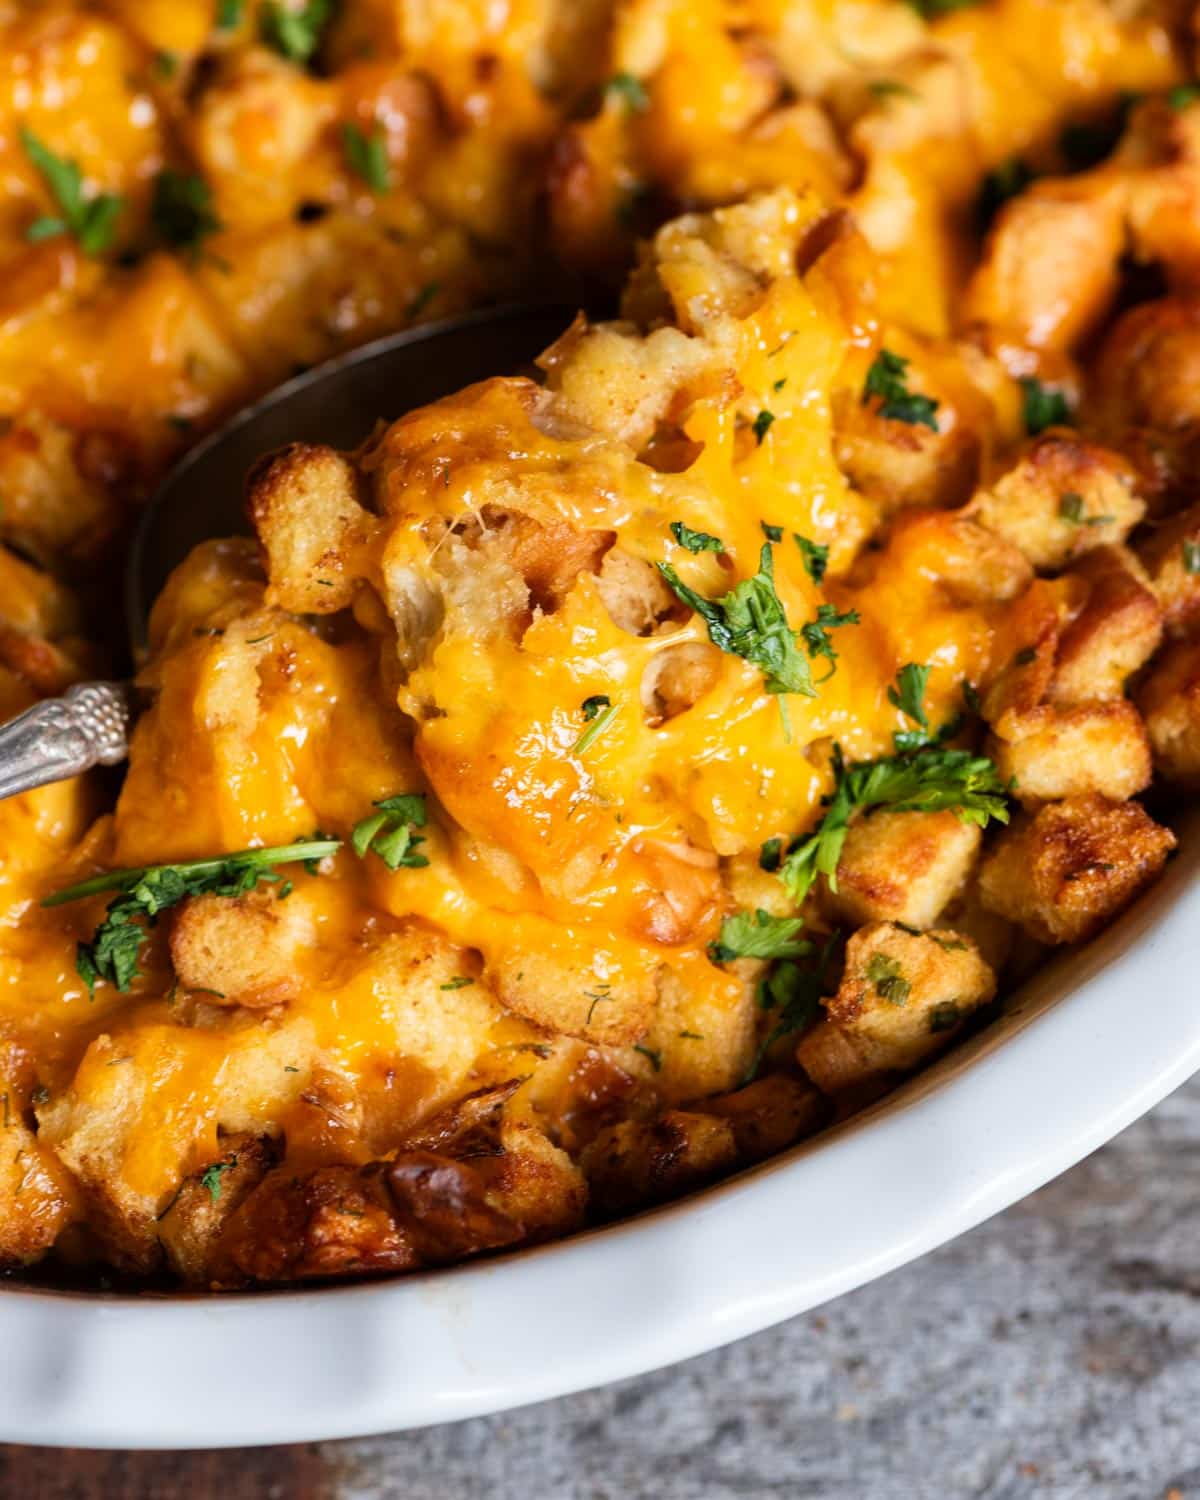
[966,433,1143,572]
[170,887,316,1008]
[962,180,1125,352]
[248,443,377,613]
[834,375,981,513]
[486,925,655,1046]
[880,510,1033,608]
[643,962,758,1105]
[1048,546,1163,703]
[1137,639,1200,786]
[1136,502,1200,639]
[0,1059,72,1268]
[797,922,995,1093]
[824,809,982,930]
[989,701,1153,806]
[581,1110,737,1217]
[156,1133,276,1284]
[474,1122,588,1244]
[703,1076,827,1162]
[978,794,1176,944]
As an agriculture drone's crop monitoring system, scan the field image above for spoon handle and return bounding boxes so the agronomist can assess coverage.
[0,681,133,800]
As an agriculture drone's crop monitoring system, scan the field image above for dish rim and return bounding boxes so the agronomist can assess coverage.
[0,825,1194,1450]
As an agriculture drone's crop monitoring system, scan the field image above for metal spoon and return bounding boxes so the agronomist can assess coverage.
[0,304,572,801]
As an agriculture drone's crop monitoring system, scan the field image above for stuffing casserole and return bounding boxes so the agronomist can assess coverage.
[0,0,1197,1288]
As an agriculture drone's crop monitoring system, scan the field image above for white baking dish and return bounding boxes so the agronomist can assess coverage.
[0,823,1194,1449]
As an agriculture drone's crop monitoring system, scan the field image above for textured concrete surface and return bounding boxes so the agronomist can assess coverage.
[6,1076,1200,1498]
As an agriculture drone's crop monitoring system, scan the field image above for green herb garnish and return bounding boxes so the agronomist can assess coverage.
[794,534,829,584]
[200,1156,238,1203]
[440,976,474,991]
[862,350,939,431]
[151,170,221,255]
[260,0,332,63]
[1020,377,1071,436]
[341,123,390,193]
[866,952,910,1006]
[572,698,620,755]
[21,128,123,255]
[752,409,776,445]
[709,908,813,964]
[351,794,429,871]
[745,932,839,1082]
[606,72,649,113]
[1184,539,1200,575]
[632,1043,662,1072]
[670,521,723,554]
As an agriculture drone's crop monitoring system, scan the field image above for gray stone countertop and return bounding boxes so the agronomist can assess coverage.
[4,1075,1200,1498]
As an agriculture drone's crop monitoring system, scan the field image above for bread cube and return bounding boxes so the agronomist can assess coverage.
[1048,546,1163,703]
[1136,502,1200,639]
[170,887,317,1008]
[824,809,981,930]
[978,794,1176,944]
[966,433,1143,572]
[989,701,1153,806]
[248,443,377,613]
[796,922,995,1093]
[581,1110,737,1217]
[704,1075,827,1162]
[1137,639,1200,786]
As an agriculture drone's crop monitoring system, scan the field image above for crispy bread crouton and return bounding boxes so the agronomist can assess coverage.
[965,433,1143,572]
[157,1133,277,1284]
[1136,503,1200,639]
[703,1075,827,1162]
[978,795,1176,945]
[0,1054,72,1267]
[881,510,1034,608]
[824,809,981,930]
[962,180,1125,352]
[796,922,995,1093]
[248,443,376,613]
[170,888,316,1007]
[989,700,1153,806]
[641,962,758,1104]
[581,1110,738,1217]
[835,375,981,513]
[1048,546,1163,703]
[1137,639,1200,786]
[486,929,655,1046]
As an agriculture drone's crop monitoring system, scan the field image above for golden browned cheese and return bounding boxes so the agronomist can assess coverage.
[0,0,1193,1287]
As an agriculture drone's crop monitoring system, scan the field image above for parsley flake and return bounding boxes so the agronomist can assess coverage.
[669,521,723,554]
[866,952,911,1006]
[21,128,123,256]
[1183,539,1200,575]
[341,122,390,193]
[216,0,244,28]
[151,170,221,255]
[794,534,829,584]
[752,409,776,445]
[260,0,332,62]
[862,350,939,431]
[632,1043,662,1072]
[606,72,649,113]
[200,1156,238,1203]
[440,976,474,991]
[928,1000,962,1033]
[709,908,813,964]
[572,698,620,755]
[351,794,429,871]
[1020,377,1071,436]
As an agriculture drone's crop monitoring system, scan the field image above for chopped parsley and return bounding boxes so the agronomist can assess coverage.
[1058,491,1110,527]
[869,79,918,102]
[752,410,776,445]
[800,602,860,680]
[709,908,813,964]
[1168,83,1200,112]
[1182,539,1200,575]
[777,745,1010,908]
[439,976,474,991]
[632,1043,662,1072]
[21,128,123,255]
[151,170,221,255]
[658,542,814,701]
[215,0,244,28]
[905,0,984,14]
[1020,377,1071,436]
[746,932,839,1082]
[200,1157,238,1203]
[260,0,333,62]
[862,350,939,431]
[977,157,1033,230]
[606,72,649,113]
[888,662,931,747]
[341,123,390,193]
[407,281,440,319]
[351,794,429,870]
[670,521,723,554]
[866,952,910,1006]
[44,839,341,996]
[761,522,783,543]
[759,836,784,873]
[572,697,620,755]
[794,534,829,584]
[152,50,179,81]
[928,1000,962,1033]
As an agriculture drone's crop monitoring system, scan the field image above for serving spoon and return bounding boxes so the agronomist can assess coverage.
[0,304,572,801]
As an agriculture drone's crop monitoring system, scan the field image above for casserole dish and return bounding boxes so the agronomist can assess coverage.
[0,821,1192,1450]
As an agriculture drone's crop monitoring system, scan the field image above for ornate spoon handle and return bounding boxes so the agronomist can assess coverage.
[0,681,133,800]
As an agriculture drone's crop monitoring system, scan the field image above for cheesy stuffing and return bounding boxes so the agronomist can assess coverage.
[0,0,1194,1286]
